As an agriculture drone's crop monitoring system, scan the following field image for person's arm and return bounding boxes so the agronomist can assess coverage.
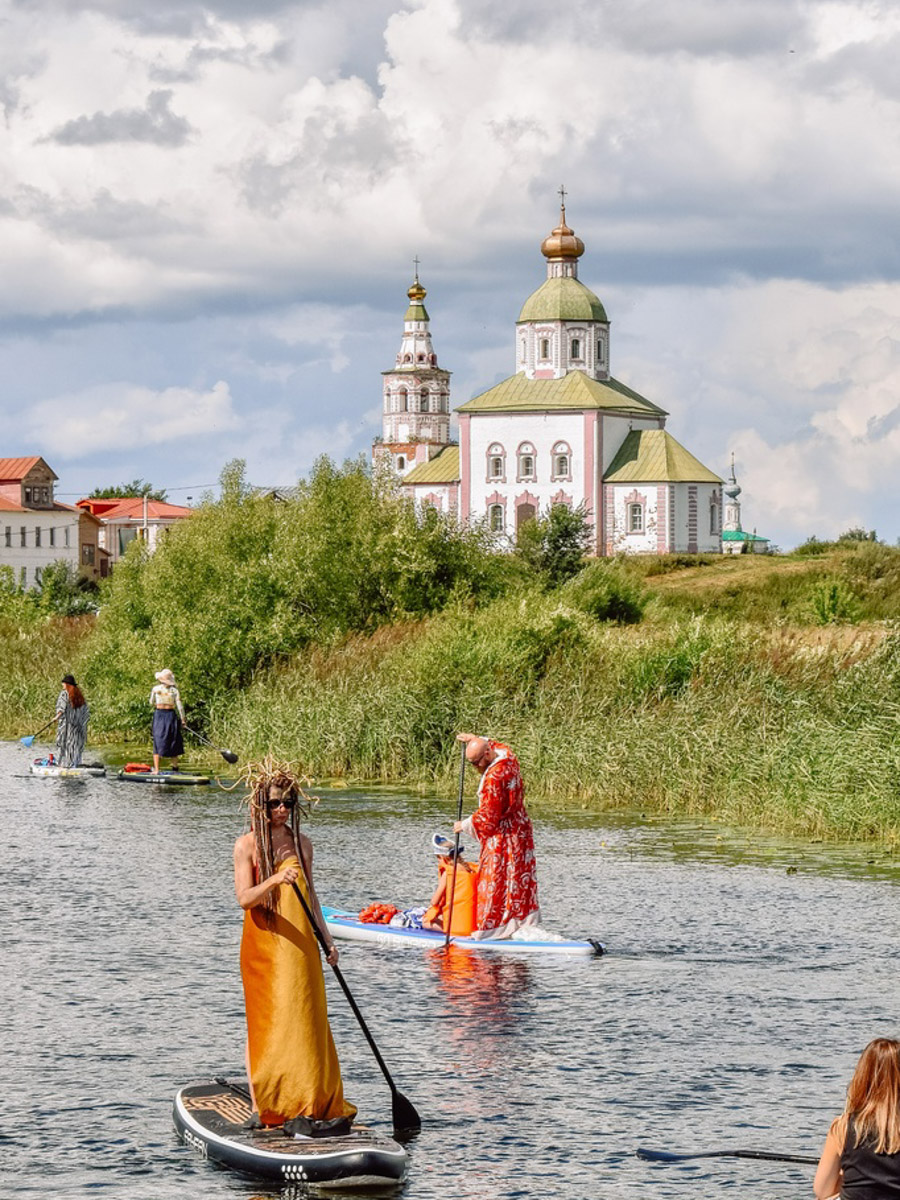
[466,764,505,840]
[297,834,339,966]
[814,1122,843,1200]
[173,687,186,724]
[234,834,298,910]
[149,687,157,708]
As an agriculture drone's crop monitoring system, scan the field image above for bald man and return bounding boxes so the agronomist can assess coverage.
[453,732,540,939]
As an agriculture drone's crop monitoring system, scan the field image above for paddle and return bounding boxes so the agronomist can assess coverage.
[289,879,422,1133]
[21,716,57,748]
[444,741,467,949]
[637,1147,819,1165]
[184,724,238,764]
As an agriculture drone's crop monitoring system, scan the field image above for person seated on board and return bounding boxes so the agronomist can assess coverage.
[422,834,479,937]
[54,673,90,767]
[814,1037,900,1199]
[233,758,356,1135]
[149,668,186,774]
[453,732,541,940]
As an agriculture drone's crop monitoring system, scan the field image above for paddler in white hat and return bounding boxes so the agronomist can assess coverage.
[149,668,186,773]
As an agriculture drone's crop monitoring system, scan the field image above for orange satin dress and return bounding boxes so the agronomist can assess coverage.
[240,854,357,1126]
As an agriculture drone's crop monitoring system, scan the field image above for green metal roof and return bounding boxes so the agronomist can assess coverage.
[722,529,769,542]
[456,370,667,416]
[404,303,429,321]
[403,445,460,485]
[517,277,607,323]
[604,429,722,484]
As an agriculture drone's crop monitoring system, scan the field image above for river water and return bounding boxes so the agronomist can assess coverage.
[4,738,900,1200]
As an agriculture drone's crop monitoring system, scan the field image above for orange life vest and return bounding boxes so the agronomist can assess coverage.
[424,858,479,936]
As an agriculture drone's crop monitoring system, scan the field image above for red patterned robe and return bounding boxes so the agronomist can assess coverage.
[462,742,540,939]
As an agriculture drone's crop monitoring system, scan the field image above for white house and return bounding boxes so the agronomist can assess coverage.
[75,496,192,567]
[390,203,723,554]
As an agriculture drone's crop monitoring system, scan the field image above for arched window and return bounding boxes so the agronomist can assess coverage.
[710,496,719,535]
[597,339,604,361]
[629,503,643,533]
[487,444,506,482]
[540,338,550,360]
[397,456,406,471]
[571,338,581,359]
[403,354,412,363]
[398,389,408,412]
[417,354,425,362]
[517,442,536,481]
[520,340,526,362]
[419,391,429,413]
[551,442,572,480]
[489,504,504,533]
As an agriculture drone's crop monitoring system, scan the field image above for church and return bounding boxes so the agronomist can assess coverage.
[373,201,723,556]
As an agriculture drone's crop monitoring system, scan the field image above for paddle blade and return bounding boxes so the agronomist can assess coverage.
[391,1089,422,1134]
[221,749,239,764]
[20,735,35,747]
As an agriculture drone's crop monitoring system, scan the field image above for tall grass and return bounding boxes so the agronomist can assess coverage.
[0,615,94,738]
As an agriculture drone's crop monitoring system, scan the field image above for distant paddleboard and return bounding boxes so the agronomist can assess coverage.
[30,758,106,778]
[116,769,210,785]
[173,1080,409,1188]
[323,906,604,957]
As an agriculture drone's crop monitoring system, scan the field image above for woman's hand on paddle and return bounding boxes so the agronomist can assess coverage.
[325,943,339,966]
[277,864,299,886]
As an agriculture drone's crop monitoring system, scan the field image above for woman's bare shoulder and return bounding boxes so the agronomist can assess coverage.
[234,830,255,856]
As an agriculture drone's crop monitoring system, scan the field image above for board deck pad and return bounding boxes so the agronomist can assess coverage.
[117,770,210,785]
[30,759,106,777]
[174,1080,408,1187]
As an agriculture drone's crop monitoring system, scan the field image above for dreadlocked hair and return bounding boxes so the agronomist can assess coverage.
[240,755,318,924]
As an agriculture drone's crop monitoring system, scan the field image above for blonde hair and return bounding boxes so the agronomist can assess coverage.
[240,756,317,922]
[833,1038,900,1155]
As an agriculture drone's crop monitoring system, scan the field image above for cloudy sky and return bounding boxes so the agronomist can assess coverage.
[3,0,899,547]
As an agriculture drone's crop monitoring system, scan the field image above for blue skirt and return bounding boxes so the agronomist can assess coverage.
[152,709,184,758]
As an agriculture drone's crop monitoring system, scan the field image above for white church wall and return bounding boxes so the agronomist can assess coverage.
[467,411,588,535]
[604,484,664,555]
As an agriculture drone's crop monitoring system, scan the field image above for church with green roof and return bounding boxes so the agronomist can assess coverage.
[376,202,725,555]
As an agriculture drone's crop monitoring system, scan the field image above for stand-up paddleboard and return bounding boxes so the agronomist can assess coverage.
[30,758,106,777]
[117,768,210,785]
[323,906,604,957]
[173,1080,409,1188]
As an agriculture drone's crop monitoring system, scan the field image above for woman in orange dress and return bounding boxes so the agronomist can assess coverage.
[233,760,356,1129]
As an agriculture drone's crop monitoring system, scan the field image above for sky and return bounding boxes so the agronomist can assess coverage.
[2,0,899,549]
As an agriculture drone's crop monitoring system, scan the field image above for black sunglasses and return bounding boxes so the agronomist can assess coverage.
[266,798,296,811]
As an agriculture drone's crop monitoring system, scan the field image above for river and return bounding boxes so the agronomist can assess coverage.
[4,738,900,1199]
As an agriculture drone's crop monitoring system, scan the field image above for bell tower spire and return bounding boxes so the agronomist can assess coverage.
[373,264,452,478]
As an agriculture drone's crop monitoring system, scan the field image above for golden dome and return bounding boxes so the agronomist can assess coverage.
[408,275,426,303]
[541,205,585,260]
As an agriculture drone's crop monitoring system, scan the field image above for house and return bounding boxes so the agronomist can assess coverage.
[76,496,192,567]
[0,455,107,587]
[378,202,724,555]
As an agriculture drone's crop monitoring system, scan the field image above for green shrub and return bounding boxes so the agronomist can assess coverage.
[809,578,861,625]
[561,561,648,623]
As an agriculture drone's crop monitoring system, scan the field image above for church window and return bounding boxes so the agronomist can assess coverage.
[540,338,550,360]
[629,503,643,533]
[517,443,536,481]
[489,504,504,533]
[403,354,411,363]
[419,391,429,412]
[551,442,572,481]
[571,338,581,359]
[487,444,506,482]
[417,354,425,362]
[520,340,526,361]
[710,496,719,535]
[597,339,603,361]
[398,389,408,412]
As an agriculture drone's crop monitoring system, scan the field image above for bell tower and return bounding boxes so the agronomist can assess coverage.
[373,265,452,478]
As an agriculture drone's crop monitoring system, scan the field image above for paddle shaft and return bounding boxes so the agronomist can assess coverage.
[22,715,57,744]
[444,742,468,949]
[289,880,421,1132]
[184,724,238,764]
[637,1147,819,1165]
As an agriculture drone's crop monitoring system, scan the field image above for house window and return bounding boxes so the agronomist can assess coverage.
[49,527,56,548]
[540,338,550,360]
[64,527,70,548]
[487,444,506,482]
[489,504,504,533]
[83,543,96,565]
[629,504,644,533]
[419,391,429,413]
[571,338,581,358]
[42,487,50,504]
[35,526,41,547]
[35,566,42,585]
[4,526,10,547]
[24,487,32,503]
[397,456,406,471]
[517,443,536,481]
[20,527,26,547]
[551,442,572,480]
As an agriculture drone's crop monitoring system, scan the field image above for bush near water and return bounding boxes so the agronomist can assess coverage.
[3,457,900,842]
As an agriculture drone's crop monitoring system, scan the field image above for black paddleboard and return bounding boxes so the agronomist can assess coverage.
[117,770,211,785]
[173,1080,409,1187]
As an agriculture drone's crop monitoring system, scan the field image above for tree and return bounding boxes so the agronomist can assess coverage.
[88,479,168,501]
[516,503,592,586]
[34,561,99,616]
[838,527,878,543]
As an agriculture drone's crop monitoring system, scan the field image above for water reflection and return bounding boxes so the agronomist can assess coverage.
[425,946,533,1023]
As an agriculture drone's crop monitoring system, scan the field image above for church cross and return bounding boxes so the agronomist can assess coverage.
[413,255,420,276]
[558,184,567,209]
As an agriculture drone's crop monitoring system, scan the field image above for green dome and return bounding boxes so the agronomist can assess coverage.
[517,276,607,323]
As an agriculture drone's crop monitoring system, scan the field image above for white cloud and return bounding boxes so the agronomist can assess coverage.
[26,380,241,457]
